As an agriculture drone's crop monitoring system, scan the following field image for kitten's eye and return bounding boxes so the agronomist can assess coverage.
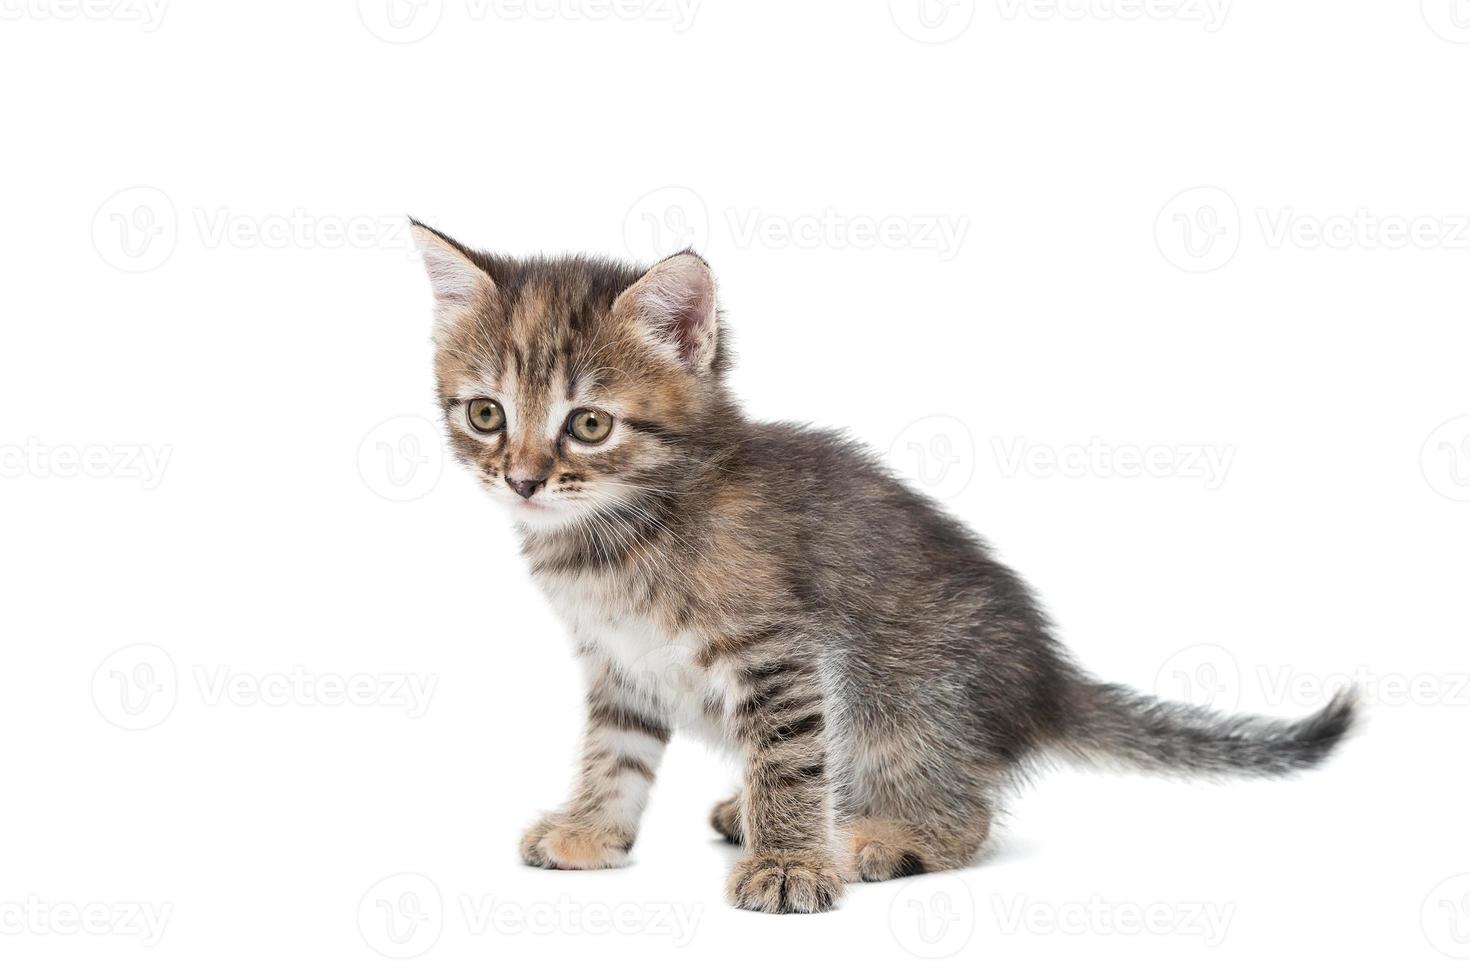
[566,408,613,445]
[466,398,505,434]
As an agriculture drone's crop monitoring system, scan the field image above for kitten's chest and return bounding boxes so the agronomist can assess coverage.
[536,569,674,658]
[536,569,732,743]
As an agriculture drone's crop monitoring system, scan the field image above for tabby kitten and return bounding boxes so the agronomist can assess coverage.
[411,220,1356,914]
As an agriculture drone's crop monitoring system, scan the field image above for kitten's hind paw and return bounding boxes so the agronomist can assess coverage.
[726,850,844,914]
[519,813,630,870]
[846,819,931,882]
[709,796,742,845]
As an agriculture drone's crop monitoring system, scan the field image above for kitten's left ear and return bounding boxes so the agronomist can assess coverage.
[408,218,497,335]
[613,251,719,373]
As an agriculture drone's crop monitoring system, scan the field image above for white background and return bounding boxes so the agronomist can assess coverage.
[2,1,1467,976]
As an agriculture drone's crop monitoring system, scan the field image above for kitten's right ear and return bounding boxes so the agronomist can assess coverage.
[408,218,496,332]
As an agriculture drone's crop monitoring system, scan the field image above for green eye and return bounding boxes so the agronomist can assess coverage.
[567,408,613,444]
[466,398,504,434]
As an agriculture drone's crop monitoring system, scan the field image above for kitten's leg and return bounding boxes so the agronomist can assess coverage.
[844,802,993,882]
[709,793,742,845]
[521,664,670,870]
[723,649,845,913]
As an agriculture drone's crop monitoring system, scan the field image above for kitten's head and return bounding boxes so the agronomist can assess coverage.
[412,220,730,533]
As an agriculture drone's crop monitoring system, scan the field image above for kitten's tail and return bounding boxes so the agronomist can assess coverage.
[1052,678,1358,778]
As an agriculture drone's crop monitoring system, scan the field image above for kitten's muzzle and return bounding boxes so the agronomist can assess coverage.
[505,474,547,499]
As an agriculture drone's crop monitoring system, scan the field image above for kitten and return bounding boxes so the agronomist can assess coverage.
[411,220,1357,914]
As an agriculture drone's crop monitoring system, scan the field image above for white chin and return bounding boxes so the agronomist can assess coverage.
[502,497,577,532]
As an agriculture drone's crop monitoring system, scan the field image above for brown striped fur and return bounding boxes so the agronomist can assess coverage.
[412,221,1357,914]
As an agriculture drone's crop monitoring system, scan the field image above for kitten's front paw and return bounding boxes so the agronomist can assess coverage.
[520,813,630,870]
[726,850,844,914]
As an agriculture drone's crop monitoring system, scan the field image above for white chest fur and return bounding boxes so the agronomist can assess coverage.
[536,568,733,746]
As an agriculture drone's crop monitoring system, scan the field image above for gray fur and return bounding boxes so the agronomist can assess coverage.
[414,224,1358,912]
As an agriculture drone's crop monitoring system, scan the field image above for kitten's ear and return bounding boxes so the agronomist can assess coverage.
[613,252,719,373]
[408,218,496,332]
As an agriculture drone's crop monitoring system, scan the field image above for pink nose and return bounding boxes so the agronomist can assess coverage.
[505,475,546,499]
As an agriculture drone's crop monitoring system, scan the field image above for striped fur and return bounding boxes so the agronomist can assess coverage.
[413,221,1358,914]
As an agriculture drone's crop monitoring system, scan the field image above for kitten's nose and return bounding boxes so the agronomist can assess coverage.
[505,474,546,499]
